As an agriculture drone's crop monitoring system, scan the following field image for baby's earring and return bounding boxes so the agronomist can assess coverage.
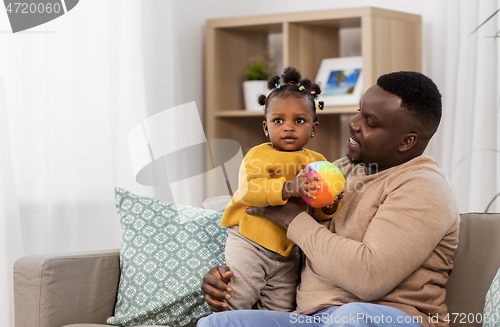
[265,133,269,137]
[311,133,315,138]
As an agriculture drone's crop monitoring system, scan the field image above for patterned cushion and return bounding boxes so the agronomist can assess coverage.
[484,268,500,327]
[107,188,227,326]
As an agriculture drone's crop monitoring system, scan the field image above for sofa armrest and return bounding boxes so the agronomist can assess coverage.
[445,213,500,327]
[14,249,120,327]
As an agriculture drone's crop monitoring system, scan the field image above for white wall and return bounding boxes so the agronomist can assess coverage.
[167,0,449,166]
[0,1,449,209]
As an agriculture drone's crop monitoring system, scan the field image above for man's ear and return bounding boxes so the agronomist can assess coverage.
[398,133,417,152]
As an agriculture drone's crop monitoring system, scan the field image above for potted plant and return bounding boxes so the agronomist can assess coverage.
[242,58,275,111]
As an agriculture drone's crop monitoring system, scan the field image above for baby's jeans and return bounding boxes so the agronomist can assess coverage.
[224,226,300,311]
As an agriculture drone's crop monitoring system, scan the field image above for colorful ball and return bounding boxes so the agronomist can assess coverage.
[301,161,345,208]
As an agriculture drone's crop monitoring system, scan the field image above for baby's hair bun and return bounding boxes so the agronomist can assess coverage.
[258,67,324,117]
[282,67,301,85]
[299,78,312,89]
[310,83,322,99]
[258,94,267,106]
[267,75,281,90]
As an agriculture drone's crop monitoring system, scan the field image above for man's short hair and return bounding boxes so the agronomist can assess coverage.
[377,71,442,133]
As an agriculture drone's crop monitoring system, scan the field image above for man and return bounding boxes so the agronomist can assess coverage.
[198,71,460,327]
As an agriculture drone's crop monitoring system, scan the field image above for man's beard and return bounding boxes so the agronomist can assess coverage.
[346,153,381,175]
[346,153,363,165]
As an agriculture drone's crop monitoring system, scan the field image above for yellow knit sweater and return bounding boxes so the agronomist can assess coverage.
[220,143,335,256]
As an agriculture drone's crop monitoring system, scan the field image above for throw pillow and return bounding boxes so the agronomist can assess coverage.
[107,188,227,326]
[484,267,500,327]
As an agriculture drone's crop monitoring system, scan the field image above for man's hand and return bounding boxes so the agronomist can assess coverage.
[245,197,303,229]
[201,266,233,312]
[322,189,344,215]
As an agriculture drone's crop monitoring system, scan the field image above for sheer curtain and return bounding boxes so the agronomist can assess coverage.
[0,1,178,326]
[0,77,23,327]
[442,0,500,213]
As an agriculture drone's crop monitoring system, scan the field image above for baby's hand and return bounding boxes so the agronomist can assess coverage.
[335,189,344,203]
[282,167,320,200]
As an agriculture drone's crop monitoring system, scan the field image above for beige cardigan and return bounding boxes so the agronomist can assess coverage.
[288,156,460,327]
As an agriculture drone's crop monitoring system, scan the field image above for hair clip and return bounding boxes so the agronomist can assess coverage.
[288,81,294,84]
[315,103,321,108]
[310,90,316,95]
[275,83,281,89]
[298,85,305,91]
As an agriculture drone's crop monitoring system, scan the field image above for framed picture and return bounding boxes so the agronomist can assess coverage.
[315,57,363,106]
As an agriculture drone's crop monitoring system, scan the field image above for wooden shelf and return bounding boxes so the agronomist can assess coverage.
[214,110,265,117]
[214,105,359,117]
[205,7,421,197]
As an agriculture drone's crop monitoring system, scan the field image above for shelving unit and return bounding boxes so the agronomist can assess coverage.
[205,7,421,196]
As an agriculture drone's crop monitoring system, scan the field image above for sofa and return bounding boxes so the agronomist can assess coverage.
[13,212,500,327]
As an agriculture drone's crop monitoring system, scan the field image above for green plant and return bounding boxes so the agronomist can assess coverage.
[243,58,275,81]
